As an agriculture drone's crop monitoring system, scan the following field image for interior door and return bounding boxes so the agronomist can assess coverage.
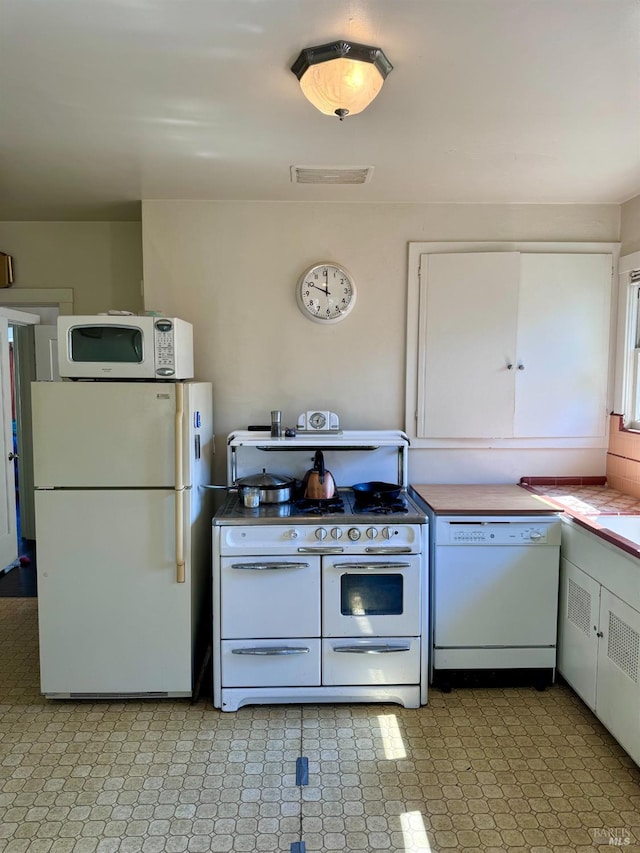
[0,316,17,569]
[0,308,40,569]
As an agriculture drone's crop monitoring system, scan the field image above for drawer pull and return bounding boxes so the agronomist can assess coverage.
[231,561,310,571]
[333,562,411,570]
[231,646,310,656]
[297,547,344,554]
[333,644,411,654]
[365,547,413,554]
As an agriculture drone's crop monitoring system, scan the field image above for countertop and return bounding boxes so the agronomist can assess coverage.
[412,479,640,559]
[522,480,640,560]
[410,483,560,515]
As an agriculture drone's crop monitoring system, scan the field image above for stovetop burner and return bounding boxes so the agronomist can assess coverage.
[294,495,345,515]
[216,487,426,524]
[352,496,409,515]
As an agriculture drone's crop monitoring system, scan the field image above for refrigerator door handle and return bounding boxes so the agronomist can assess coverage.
[175,383,186,583]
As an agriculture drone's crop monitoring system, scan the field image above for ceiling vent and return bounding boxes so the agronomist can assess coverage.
[291,166,374,185]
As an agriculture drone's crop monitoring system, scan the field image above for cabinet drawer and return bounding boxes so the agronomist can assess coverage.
[221,556,321,639]
[322,637,421,686]
[221,639,321,687]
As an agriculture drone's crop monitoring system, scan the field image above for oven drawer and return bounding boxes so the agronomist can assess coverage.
[221,639,321,687]
[220,556,321,639]
[322,637,421,685]
[322,555,422,637]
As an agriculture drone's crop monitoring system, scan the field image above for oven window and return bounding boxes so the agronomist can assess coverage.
[70,326,143,363]
[340,574,403,616]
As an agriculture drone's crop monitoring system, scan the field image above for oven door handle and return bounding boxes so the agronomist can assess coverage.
[332,643,412,654]
[297,547,344,554]
[332,562,411,570]
[231,646,310,656]
[365,547,413,554]
[231,561,310,571]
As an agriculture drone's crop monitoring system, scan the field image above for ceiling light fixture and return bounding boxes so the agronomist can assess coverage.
[291,40,393,121]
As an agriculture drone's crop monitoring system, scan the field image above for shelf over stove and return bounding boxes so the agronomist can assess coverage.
[226,430,410,490]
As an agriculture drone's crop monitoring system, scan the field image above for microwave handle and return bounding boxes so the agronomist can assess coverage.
[175,383,186,583]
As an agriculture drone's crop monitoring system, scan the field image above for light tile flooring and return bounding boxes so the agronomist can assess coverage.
[2,599,640,853]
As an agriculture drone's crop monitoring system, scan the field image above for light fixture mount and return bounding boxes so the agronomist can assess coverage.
[291,40,393,120]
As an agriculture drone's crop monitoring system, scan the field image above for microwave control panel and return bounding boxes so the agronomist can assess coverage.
[154,320,177,375]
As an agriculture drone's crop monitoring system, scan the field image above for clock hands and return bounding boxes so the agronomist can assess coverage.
[308,282,330,297]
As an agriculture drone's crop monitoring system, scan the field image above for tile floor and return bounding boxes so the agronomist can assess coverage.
[1,598,639,853]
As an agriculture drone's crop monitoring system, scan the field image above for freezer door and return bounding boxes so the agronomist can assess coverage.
[32,381,205,488]
[36,489,194,696]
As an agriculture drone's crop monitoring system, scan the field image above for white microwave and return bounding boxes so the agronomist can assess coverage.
[57,315,194,380]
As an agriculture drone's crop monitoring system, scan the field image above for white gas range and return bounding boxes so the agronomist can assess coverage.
[211,430,428,711]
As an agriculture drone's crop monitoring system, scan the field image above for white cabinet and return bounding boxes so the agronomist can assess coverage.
[557,557,600,708]
[558,521,640,766]
[416,250,612,440]
[596,588,640,765]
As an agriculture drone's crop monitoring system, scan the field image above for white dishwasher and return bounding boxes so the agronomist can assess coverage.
[431,515,561,690]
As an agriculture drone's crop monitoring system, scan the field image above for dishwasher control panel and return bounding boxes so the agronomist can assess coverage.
[436,516,561,546]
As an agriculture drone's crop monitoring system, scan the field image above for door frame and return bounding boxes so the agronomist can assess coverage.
[0,289,73,542]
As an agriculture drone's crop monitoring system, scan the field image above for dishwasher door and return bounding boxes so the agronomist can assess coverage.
[432,518,561,669]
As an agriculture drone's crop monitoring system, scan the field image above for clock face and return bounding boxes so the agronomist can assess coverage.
[308,411,327,429]
[296,263,356,323]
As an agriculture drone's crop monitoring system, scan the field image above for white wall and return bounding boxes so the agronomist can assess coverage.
[0,222,143,313]
[142,200,619,484]
[621,195,640,256]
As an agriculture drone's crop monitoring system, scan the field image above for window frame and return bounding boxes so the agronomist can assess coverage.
[615,251,640,428]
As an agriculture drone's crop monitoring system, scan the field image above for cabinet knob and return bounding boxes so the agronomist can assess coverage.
[596,630,604,638]
[507,363,514,370]
[517,363,525,370]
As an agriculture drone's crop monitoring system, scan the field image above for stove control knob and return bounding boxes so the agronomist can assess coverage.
[315,527,328,540]
[330,527,343,540]
[348,527,361,541]
[381,527,394,539]
[366,527,378,540]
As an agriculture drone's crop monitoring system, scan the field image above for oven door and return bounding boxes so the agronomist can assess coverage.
[322,555,422,638]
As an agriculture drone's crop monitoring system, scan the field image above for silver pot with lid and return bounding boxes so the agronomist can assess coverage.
[236,469,296,504]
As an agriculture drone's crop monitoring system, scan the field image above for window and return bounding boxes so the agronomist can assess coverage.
[621,264,640,428]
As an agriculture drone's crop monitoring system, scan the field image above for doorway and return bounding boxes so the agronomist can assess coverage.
[0,290,71,596]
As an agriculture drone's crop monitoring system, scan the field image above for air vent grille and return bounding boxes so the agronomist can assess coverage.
[567,577,591,636]
[291,166,374,185]
[607,610,639,682]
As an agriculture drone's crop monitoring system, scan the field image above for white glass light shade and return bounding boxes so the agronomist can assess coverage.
[291,42,393,119]
[299,57,384,117]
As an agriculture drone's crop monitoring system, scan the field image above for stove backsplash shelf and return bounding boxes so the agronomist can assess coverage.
[226,430,410,490]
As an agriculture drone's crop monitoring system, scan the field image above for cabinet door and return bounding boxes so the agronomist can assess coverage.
[557,558,600,709]
[595,589,640,766]
[514,253,611,438]
[417,251,519,438]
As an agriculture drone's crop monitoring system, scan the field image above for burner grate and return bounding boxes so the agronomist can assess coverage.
[353,497,409,515]
[294,496,345,516]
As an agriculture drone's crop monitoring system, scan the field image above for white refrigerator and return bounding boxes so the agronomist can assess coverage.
[32,381,213,698]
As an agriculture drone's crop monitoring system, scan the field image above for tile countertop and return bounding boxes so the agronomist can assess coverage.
[520,477,640,560]
[410,483,561,515]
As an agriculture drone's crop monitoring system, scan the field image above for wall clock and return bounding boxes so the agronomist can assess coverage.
[296,263,356,323]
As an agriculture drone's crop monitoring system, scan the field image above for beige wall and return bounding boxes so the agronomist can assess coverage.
[142,200,620,483]
[621,194,640,256]
[0,222,143,313]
